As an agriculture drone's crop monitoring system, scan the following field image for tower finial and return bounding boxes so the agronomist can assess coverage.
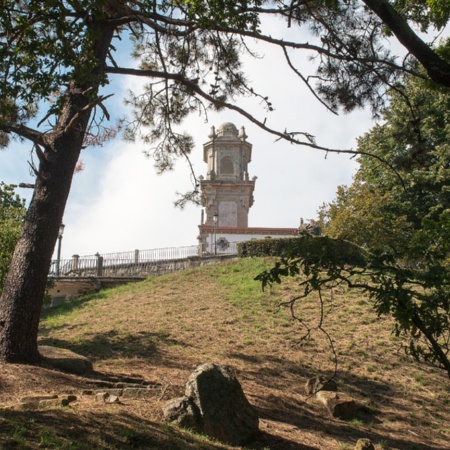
[239,126,247,141]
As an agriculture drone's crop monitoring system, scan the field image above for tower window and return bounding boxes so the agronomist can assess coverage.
[220,157,234,175]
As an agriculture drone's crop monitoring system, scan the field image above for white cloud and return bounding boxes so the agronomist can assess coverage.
[62,140,201,257]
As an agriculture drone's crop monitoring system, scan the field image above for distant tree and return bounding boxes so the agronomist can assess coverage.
[0,0,449,363]
[0,183,26,294]
[320,73,450,263]
[317,181,413,254]
[259,74,450,378]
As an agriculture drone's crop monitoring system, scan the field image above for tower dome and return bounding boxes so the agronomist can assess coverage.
[217,122,238,137]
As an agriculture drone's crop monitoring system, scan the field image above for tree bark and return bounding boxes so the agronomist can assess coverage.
[0,26,115,363]
[363,0,450,87]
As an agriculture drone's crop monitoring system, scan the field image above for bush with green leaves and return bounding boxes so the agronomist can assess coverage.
[0,183,25,294]
[238,235,367,267]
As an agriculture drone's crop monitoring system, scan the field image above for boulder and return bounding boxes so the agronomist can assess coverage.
[162,363,259,445]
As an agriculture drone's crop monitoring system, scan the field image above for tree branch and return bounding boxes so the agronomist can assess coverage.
[363,0,450,87]
[105,65,409,183]
[0,123,45,146]
[61,94,114,134]
[106,65,351,152]
[281,46,339,115]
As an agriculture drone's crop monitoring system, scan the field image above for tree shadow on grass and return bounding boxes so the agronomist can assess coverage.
[41,290,109,321]
[0,408,324,450]
[247,431,321,450]
[252,394,444,450]
[38,328,189,363]
[228,351,447,450]
[0,409,236,450]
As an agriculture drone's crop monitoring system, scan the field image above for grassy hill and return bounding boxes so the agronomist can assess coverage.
[1,257,449,449]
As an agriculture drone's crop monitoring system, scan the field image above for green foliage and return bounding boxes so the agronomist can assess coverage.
[320,73,450,263]
[0,1,105,120]
[0,183,26,294]
[1,0,449,162]
[306,0,400,114]
[317,180,413,254]
[394,0,450,30]
[237,237,294,258]
[356,78,450,265]
[238,235,367,267]
[124,25,250,173]
[179,0,263,31]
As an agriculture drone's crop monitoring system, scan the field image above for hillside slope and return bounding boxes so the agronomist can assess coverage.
[1,258,449,449]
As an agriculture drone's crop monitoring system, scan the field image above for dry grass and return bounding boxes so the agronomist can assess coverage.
[1,257,450,449]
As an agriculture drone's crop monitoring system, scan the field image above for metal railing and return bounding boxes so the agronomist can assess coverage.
[49,242,239,278]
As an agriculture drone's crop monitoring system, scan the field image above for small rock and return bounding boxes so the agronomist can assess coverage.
[305,375,338,395]
[122,388,157,399]
[39,398,70,408]
[61,394,77,403]
[105,395,120,404]
[316,391,357,420]
[20,395,58,407]
[95,392,110,403]
[93,388,123,397]
[163,397,200,429]
[355,438,375,450]
[15,402,37,411]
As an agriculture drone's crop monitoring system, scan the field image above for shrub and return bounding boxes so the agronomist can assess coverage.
[237,235,367,267]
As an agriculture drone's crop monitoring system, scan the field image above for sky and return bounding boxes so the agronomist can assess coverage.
[0,13,393,260]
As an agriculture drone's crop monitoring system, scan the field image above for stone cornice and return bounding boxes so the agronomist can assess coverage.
[199,225,298,235]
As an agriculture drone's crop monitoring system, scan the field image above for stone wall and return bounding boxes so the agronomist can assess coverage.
[48,254,236,305]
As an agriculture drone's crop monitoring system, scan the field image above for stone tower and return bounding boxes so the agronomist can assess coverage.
[199,122,256,227]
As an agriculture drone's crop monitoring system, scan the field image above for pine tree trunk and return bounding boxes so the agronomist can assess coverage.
[363,0,450,87]
[0,26,115,363]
